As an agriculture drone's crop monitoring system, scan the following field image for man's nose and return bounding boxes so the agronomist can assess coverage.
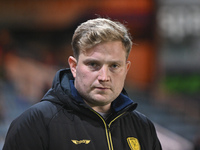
[98,66,110,82]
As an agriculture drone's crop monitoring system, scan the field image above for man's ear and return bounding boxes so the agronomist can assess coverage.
[126,61,131,73]
[68,56,77,78]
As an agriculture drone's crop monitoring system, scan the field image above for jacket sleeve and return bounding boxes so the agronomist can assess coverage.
[3,105,49,150]
[148,119,162,150]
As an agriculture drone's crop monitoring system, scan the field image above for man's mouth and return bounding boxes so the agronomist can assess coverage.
[95,87,110,90]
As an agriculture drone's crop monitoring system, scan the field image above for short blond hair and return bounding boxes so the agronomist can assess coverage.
[71,18,132,59]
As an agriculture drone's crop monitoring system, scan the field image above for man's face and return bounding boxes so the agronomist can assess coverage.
[69,41,131,112]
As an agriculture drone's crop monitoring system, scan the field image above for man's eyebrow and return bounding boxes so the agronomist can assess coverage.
[83,58,100,63]
[83,58,123,64]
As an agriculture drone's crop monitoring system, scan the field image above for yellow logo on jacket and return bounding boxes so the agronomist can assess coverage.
[71,140,91,145]
[127,137,140,150]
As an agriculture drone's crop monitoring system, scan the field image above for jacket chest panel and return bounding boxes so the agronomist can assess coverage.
[108,118,142,150]
[47,111,109,150]
[46,109,144,150]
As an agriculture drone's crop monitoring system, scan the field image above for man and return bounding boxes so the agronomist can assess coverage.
[3,18,162,150]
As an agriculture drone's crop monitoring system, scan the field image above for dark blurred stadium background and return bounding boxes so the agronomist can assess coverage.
[0,0,200,149]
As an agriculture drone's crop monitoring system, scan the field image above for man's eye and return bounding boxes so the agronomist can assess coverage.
[111,64,119,69]
[89,62,97,67]
[88,62,100,70]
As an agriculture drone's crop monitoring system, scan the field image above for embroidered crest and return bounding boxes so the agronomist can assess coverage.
[127,137,140,150]
[71,140,91,145]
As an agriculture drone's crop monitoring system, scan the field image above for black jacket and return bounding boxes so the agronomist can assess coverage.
[3,69,162,150]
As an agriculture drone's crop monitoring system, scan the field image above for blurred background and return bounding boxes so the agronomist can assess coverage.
[0,0,200,149]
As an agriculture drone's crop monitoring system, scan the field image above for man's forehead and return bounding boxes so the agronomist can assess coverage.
[82,41,125,54]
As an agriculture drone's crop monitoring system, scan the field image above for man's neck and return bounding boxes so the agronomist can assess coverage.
[98,111,110,119]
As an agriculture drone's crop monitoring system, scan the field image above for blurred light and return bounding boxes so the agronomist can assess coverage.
[157,4,200,42]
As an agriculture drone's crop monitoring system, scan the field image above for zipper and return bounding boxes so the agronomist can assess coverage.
[90,109,126,150]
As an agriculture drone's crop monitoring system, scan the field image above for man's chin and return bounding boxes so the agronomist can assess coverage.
[90,95,114,105]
